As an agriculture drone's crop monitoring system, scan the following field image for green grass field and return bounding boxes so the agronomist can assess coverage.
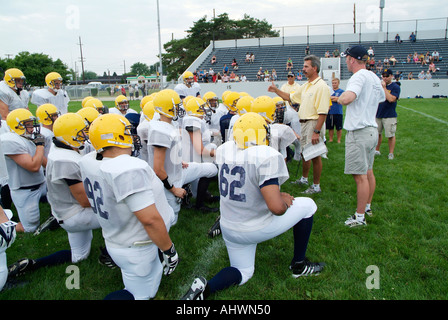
[1,97,447,301]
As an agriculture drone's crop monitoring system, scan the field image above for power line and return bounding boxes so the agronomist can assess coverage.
[77,36,86,83]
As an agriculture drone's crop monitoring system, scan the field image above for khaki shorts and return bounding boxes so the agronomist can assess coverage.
[344,127,378,175]
[300,120,326,151]
[376,117,397,138]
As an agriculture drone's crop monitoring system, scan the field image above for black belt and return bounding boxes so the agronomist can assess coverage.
[299,119,315,123]
[19,183,42,191]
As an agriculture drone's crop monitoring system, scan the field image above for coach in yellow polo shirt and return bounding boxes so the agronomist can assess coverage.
[268,55,330,194]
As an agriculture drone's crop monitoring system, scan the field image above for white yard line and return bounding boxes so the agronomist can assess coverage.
[398,104,448,125]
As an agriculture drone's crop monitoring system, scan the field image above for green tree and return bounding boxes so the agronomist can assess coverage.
[161,13,279,81]
[130,62,151,76]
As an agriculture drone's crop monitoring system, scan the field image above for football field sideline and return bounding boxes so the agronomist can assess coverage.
[398,104,448,125]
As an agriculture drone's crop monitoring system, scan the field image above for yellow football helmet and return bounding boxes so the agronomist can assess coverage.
[3,68,26,90]
[140,94,155,110]
[81,96,94,108]
[84,98,108,114]
[76,107,100,134]
[203,91,219,111]
[183,71,194,86]
[45,72,63,92]
[36,103,60,126]
[53,113,88,148]
[6,108,40,137]
[233,112,270,150]
[115,95,129,112]
[251,96,276,123]
[153,89,184,120]
[88,114,135,153]
[235,95,254,115]
[185,97,207,118]
[221,90,230,102]
[223,92,241,112]
[142,101,155,121]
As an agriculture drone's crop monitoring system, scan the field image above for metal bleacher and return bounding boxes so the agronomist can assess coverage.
[196,38,448,82]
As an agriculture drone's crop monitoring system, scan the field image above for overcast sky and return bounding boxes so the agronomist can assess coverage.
[1,0,446,76]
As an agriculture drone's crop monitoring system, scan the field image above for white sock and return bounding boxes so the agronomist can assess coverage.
[356,212,365,220]
[301,176,308,182]
[313,184,320,190]
[365,203,371,211]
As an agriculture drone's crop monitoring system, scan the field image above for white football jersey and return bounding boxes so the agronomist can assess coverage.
[216,141,289,232]
[46,145,85,221]
[40,126,54,158]
[31,88,70,115]
[0,132,45,190]
[174,82,201,99]
[79,152,174,249]
[108,107,138,115]
[269,123,298,159]
[0,81,30,111]
[147,120,183,187]
[137,119,151,163]
[181,115,213,163]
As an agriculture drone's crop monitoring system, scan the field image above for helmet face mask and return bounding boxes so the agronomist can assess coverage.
[36,103,60,126]
[274,103,286,124]
[203,91,219,112]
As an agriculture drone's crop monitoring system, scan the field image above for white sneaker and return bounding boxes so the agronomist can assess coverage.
[374,150,381,156]
[292,178,308,186]
[345,214,367,227]
[302,186,321,194]
[365,209,373,216]
[388,153,394,160]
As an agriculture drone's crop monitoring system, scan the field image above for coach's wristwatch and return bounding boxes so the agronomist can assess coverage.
[313,129,321,134]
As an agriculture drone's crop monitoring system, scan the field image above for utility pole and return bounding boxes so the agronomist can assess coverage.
[353,3,356,33]
[157,0,164,88]
[379,0,385,32]
[78,36,86,83]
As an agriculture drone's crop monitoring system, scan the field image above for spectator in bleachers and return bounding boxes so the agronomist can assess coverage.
[245,52,251,63]
[383,57,390,68]
[250,53,255,63]
[286,57,293,71]
[231,58,238,70]
[333,48,340,57]
[389,55,397,66]
[395,34,402,43]
[256,67,263,81]
[418,70,425,80]
[264,69,270,81]
[432,50,439,62]
[394,71,403,80]
[407,72,414,80]
[223,64,229,75]
[428,61,438,73]
[297,70,304,81]
[305,46,310,55]
[325,51,331,58]
[368,57,375,71]
[413,52,419,64]
[424,52,431,65]
[409,32,416,42]
[368,47,374,57]
[376,60,383,74]
[211,55,217,65]
[271,69,277,81]
[241,74,247,82]
[419,53,426,66]
[425,70,432,80]
[229,71,236,82]
[407,54,412,63]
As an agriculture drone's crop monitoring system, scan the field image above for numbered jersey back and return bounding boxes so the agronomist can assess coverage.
[215,141,289,233]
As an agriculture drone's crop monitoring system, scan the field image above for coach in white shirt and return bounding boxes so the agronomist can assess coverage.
[338,45,386,228]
